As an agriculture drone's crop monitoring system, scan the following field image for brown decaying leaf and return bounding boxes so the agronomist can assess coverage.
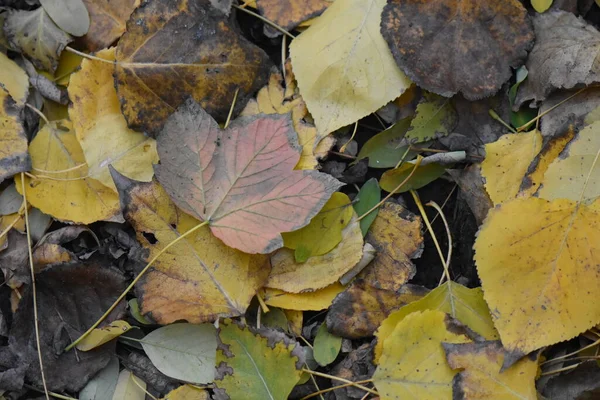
[381,0,533,100]
[0,87,30,183]
[155,99,342,254]
[114,0,272,135]
[0,230,29,288]
[542,361,600,400]
[539,88,600,141]
[448,166,493,225]
[112,171,270,324]
[326,280,428,339]
[0,263,126,392]
[516,11,600,107]
[80,0,141,52]
[256,0,330,34]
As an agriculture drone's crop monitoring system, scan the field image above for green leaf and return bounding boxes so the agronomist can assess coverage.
[313,323,342,366]
[141,323,217,384]
[380,162,446,193]
[405,92,457,144]
[215,320,303,400]
[509,66,536,130]
[356,118,416,168]
[261,307,289,332]
[128,299,152,325]
[79,357,119,400]
[353,178,381,236]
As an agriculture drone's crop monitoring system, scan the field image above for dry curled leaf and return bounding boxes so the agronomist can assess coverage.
[155,99,342,254]
[381,0,533,100]
[115,0,271,134]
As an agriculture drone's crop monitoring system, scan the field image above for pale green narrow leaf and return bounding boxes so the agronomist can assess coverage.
[353,178,381,236]
[313,323,342,366]
[357,118,414,168]
[80,357,119,400]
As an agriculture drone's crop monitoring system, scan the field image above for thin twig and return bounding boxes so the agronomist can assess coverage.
[427,201,453,286]
[301,370,378,396]
[232,5,295,38]
[517,88,586,132]
[541,338,600,365]
[340,122,358,153]
[224,88,240,129]
[131,375,157,400]
[21,173,49,400]
[25,103,50,126]
[300,379,374,400]
[65,47,115,64]
[23,385,76,400]
[0,213,23,241]
[540,363,580,376]
[33,164,87,174]
[65,220,210,351]
[488,109,516,133]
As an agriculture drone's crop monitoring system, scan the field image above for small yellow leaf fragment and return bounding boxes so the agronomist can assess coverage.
[531,0,553,13]
[262,283,345,310]
[475,197,600,354]
[290,0,411,135]
[444,341,539,400]
[373,310,471,400]
[161,384,210,400]
[0,52,29,105]
[481,130,542,205]
[113,370,146,400]
[76,320,132,351]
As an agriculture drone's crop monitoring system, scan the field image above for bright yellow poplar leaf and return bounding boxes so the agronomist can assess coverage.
[282,192,353,262]
[290,0,411,135]
[531,0,553,13]
[15,121,120,224]
[374,281,498,363]
[444,341,539,400]
[267,213,363,292]
[76,320,132,351]
[262,283,346,310]
[69,47,159,192]
[0,52,29,105]
[241,64,335,170]
[538,121,600,202]
[54,50,82,85]
[475,197,600,355]
[481,130,541,205]
[373,310,471,400]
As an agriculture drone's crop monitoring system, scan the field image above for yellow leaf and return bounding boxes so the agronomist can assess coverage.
[444,341,539,400]
[0,87,30,182]
[69,48,159,191]
[76,320,132,351]
[373,310,471,400]
[283,309,303,336]
[262,283,345,310]
[374,281,498,364]
[267,213,363,292]
[481,130,542,205]
[538,121,600,202]
[475,197,600,354]
[15,120,120,224]
[282,192,353,262]
[162,385,209,400]
[0,52,28,105]
[241,65,334,170]
[290,0,411,135]
[113,173,270,324]
[531,0,553,13]
[54,50,82,85]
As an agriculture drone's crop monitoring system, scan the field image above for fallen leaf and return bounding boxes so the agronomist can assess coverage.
[283,310,303,336]
[81,0,140,51]
[15,120,121,224]
[290,0,411,135]
[313,323,342,366]
[69,47,159,191]
[515,11,600,107]
[326,280,428,339]
[141,323,217,384]
[128,299,152,325]
[40,0,90,36]
[0,52,29,105]
[240,64,335,170]
[538,88,600,141]
[262,283,346,311]
[0,230,29,288]
[79,357,119,400]
[374,281,498,364]
[155,99,341,254]
[4,7,73,72]
[532,0,554,12]
[162,385,210,400]
[0,87,30,183]
[542,361,600,400]
[0,263,127,392]
[114,0,271,134]
[379,162,446,193]
[509,66,537,129]
[481,131,542,205]
[112,172,270,323]
[356,118,414,168]
[444,341,539,400]
[282,192,353,262]
[447,165,493,225]
[381,0,533,100]
[404,92,457,144]
[372,310,471,399]
[256,0,330,34]
[121,352,179,394]
[215,320,304,400]
[54,50,83,86]
[537,121,600,202]
[353,178,381,236]
[0,184,23,215]
[113,370,146,400]
[77,320,132,352]
[267,213,363,292]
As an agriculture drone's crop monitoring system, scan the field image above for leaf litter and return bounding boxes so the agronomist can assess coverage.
[3,0,600,398]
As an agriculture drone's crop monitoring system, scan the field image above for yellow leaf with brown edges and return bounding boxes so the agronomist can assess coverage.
[444,341,538,400]
[15,120,120,224]
[76,320,132,351]
[0,87,30,182]
[69,47,159,191]
[112,171,270,324]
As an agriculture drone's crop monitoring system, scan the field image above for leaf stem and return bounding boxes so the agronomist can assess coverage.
[427,201,453,286]
[488,109,516,133]
[65,46,115,64]
[517,87,586,132]
[300,379,374,400]
[357,155,423,222]
[232,5,295,39]
[224,88,240,129]
[23,385,75,400]
[65,220,210,351]
[340,122,358,153]
[21,173,50,400]
[301,370,377,396]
